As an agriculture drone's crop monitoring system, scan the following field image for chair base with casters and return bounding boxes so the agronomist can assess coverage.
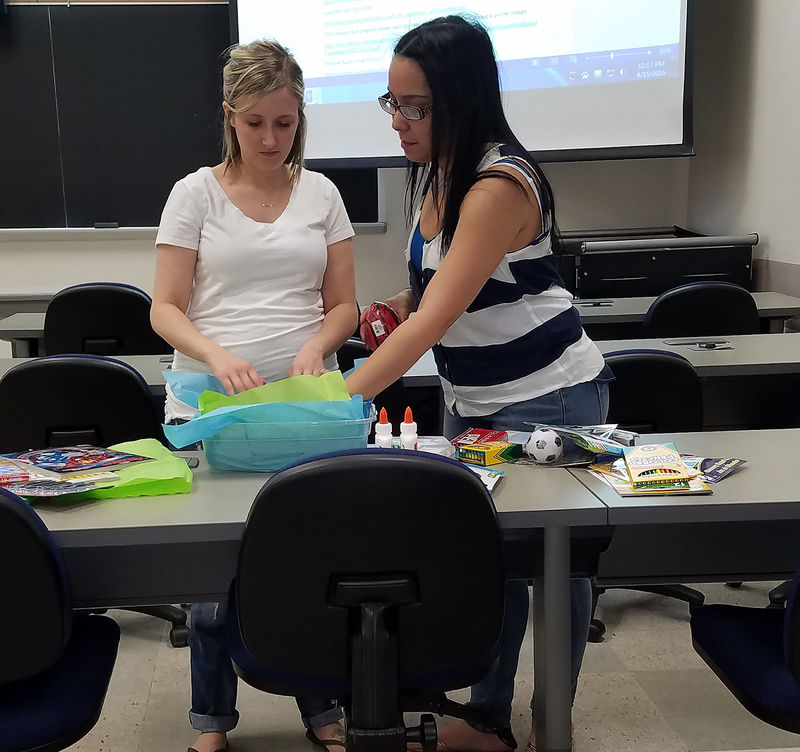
[589,583,705,643]
[228,449,510,752]
[1,487,120,752]
[127,605,189,647]
[768,580,792,608]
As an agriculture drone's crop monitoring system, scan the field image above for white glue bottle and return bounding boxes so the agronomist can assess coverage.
[399,406,418,450]
[374,407,394,448]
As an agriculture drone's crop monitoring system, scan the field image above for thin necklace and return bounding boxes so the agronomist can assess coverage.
[259,201,273,208]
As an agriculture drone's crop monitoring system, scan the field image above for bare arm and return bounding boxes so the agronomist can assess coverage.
[345,176,539,399]
[289,237,358,376]
[150,244,264,395]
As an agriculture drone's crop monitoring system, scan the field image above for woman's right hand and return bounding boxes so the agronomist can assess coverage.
[358,289,416,348]
[206,347,265,396]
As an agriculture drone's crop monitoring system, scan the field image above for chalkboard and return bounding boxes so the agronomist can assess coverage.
[0,4,378,228]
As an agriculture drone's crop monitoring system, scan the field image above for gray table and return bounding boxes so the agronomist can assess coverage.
[30,428,800,752]
[36,456,604,752]
[5,333,800,430]
[571,429,800,588]
[575,291,800,332]
[0,351,439,391]
[6,291,800,356]
[0,286,58,318]
[596,333,800,429]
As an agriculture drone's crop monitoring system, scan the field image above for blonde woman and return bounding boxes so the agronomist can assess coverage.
[151,40,355,752]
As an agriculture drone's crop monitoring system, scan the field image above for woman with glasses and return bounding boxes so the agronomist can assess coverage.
[345,15,611,752]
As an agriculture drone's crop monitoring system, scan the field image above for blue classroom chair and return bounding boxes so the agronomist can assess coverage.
[0,487,120,752]
[691,562,800,733]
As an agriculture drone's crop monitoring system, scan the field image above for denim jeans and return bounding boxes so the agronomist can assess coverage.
[188,601,343,733]
[443,372,611,732]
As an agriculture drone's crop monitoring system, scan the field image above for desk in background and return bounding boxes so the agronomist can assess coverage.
[595,333,800,429]
[0,286,58,318]
[5,291,800,357]
[577,291,800,339]
[3,333,798,430]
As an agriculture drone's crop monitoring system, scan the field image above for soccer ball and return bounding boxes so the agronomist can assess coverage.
[524,428,564,464]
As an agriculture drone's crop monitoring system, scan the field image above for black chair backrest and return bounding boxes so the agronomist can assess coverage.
[0,487,71,684]
[234,449,505,699]
[0,355,164,452]
[44,282,172,356]
[640,281,761,338]
[604,349,703,433]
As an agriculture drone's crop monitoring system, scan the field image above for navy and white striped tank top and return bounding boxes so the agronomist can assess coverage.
[406,144,605,418]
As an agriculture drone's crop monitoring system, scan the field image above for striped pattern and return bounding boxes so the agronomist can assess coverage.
[407,144,604,417]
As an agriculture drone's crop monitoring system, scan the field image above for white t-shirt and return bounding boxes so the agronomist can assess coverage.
[156,166,354,420]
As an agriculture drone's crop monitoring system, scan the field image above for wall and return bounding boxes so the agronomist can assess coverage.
[688,0,800,294]
[1,158,690,305]
[10,2,800,311]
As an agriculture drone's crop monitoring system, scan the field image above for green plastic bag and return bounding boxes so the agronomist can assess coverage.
[71,438,193,499]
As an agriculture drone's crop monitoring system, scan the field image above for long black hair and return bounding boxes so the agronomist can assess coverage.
[394,15,558,253]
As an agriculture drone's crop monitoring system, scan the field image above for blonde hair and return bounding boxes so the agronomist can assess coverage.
[221,39,306,182]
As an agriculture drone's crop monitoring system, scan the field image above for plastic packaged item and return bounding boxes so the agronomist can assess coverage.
[362,301,401,350]
[399,407,418,450]
[374,407,394,448]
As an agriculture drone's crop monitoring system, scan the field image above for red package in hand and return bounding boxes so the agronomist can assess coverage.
[362,301,400,349]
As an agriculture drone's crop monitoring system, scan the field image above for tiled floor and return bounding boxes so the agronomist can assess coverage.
[67,582,800,752]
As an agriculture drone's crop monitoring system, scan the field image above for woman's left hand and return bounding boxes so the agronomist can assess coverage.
[289,344,328,377]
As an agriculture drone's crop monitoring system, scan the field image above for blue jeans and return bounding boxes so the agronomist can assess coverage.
[444,373,611,732]
[189,601,343,733]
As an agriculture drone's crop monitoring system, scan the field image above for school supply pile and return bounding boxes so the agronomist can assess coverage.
[162,370,374,472]
[586,441,746,496]
[0,440,192,499]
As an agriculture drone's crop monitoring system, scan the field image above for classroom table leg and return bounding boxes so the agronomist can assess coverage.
[533,526,572,752]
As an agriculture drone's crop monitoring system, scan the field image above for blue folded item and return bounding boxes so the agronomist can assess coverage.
[162,370,225,410]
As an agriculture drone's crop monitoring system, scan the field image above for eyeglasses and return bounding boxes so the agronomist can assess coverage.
[378,93,432,121]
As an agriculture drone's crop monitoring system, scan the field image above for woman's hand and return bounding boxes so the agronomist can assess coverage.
[383,288,416,322]
[206,347,265,396]
[358,289,416,348]
[289,342,328,377]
